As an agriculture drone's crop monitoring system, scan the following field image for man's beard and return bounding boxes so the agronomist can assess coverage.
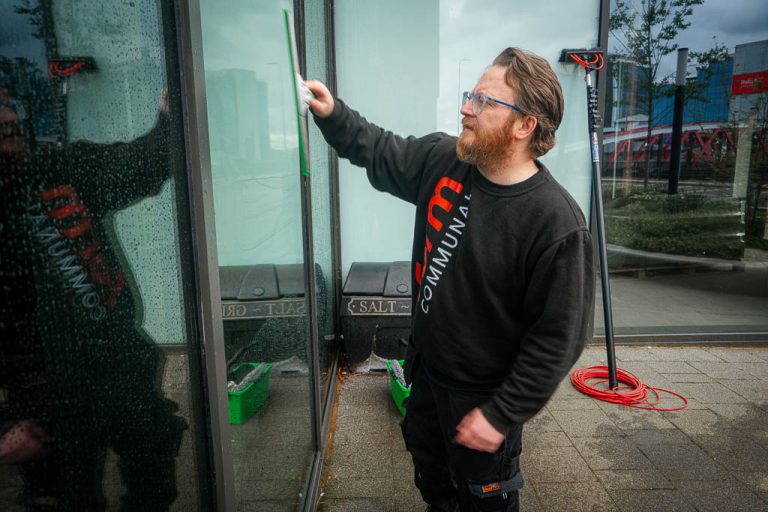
[456,116,516,171]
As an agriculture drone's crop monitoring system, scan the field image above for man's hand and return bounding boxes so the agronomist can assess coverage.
[0,421,49,464]
[455,408,504,453]
[160,88,170,114]
[304,80,334,118]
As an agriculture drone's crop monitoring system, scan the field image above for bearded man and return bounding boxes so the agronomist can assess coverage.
[307,47,595,512]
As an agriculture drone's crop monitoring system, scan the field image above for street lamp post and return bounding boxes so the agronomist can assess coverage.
[668,48,688,195]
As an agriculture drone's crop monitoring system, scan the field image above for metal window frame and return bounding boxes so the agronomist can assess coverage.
[290,2,328,510]
[174,1,235,510]
[293,1,345,509]
[321,0,342,453]
[301,1,344,509]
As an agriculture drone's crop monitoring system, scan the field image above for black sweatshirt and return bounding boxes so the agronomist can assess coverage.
[315,100,595,432]
[1,114,171,425]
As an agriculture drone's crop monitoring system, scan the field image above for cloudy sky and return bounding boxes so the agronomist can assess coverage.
[611,0,768,77]
[681,0,768,50]
[0,2,47,69]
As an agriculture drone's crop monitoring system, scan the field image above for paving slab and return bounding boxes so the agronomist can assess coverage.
[649,347,724,362]
[594,469,675,490]
[318,498,393,511]
[749,429,768,449]
[606,489,696,512]
[518,486,543,512]
[318,346,768,511]
[705,402,768,429]
[689,434,768,472]
[572,437,653,470]
[732,471,768,502]
[646,361,701,374]
[522,431,573,449]
[720,378,768,401]
[546,397,602,411]
[533,482,619,512]
[321,477,393,499]
[662,408,727,436]
[740,361,768,378]
[624,428,695,446]
[705,348,767,363]
[675,479,766,512]
[327,441,394,480]
[637,443,730,481]
[522,446,597,483]
[237,499,297,511]
[596,401,678,430]
[525,408,563,432]
[549,408,623,437]
[615,348,658,362]
[688,361,757,379]
[670,381,750,404]
[663,372,715,383]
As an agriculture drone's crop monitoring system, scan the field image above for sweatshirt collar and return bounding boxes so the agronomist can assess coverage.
[471,159,550,197]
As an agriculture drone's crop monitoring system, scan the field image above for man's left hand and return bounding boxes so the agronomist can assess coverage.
[455,408,504,453]
[160,88,170,114]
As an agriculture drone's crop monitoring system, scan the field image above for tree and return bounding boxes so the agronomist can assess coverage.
[610,0,703,190]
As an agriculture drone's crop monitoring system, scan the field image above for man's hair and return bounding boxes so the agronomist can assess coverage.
[492,47,564,158]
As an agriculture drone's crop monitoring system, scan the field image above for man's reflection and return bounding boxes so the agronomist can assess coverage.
[1,85,187,511]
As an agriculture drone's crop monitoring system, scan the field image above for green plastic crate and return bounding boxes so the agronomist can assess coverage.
[228,363,272,425]
[386,359,410,416]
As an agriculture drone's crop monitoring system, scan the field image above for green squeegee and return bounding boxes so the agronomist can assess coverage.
[284,9,311,177]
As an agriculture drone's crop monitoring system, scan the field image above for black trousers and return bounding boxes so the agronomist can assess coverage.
[401,361,523,512]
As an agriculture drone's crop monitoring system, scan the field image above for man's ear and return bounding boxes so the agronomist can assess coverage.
[514,115,537,141]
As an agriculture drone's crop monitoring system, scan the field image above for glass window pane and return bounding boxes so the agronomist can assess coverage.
[1,1,209,510]
[602,0,768,335]
[199,1,315,509]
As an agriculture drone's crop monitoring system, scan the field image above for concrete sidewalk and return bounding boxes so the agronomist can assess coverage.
[317,345,768,512]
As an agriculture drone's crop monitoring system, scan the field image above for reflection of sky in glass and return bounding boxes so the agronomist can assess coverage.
[437,0,598,137]
[201,2,296,152]
[0,1,47,67]
[200,0,303,267]
[610,0,768,78]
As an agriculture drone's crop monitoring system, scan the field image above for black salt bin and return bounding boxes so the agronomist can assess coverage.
[340,261,412,372]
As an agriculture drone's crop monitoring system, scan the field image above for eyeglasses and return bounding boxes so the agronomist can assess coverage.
[464,91,522,116]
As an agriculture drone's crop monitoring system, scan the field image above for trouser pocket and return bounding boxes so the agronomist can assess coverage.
[466,469,523,512]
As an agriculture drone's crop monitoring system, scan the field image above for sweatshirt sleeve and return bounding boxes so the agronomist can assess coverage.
[480,228,595,431]
[313,99,445,205]
[62,112,171,212]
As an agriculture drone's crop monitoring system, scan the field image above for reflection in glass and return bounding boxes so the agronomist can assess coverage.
[602,0,768,335]
[200,1,315,509]
[1,1,204,510]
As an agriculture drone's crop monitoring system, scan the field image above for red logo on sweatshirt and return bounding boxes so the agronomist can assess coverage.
[415,177,470,314]
[41,185,126,309]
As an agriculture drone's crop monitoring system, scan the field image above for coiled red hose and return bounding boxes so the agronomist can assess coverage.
[570,365,688,411]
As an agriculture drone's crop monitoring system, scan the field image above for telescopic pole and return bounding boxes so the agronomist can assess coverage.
[584,68,618,390]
